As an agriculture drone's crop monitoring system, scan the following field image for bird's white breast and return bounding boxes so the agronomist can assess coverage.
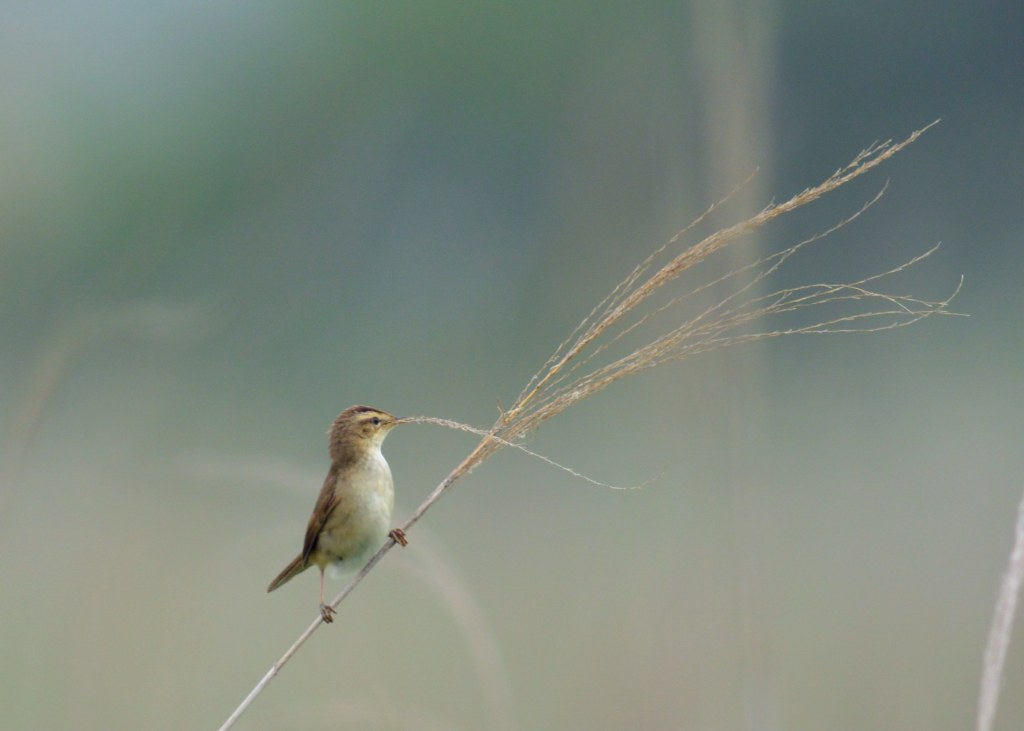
[321,446,395,573]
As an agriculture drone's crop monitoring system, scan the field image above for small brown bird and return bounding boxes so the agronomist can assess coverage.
[267,405,408,622]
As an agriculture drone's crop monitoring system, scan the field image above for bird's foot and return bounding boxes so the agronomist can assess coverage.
[389,528,409,547]
[319,603,336,623]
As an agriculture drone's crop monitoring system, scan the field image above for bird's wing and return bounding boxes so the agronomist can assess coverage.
[301,465,341,563]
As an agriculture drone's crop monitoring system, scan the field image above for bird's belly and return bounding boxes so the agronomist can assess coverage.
[317,462,394,570]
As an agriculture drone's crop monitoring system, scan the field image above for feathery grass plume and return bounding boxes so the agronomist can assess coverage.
[218,122,960,730]
[399,121,957,532]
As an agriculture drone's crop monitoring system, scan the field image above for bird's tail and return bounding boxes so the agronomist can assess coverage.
[267,554,308,592]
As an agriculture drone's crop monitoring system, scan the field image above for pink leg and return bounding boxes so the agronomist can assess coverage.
[318,569,336,623]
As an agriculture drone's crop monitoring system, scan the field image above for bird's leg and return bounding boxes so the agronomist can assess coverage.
[318,569,335,623]
[389,528,408,547]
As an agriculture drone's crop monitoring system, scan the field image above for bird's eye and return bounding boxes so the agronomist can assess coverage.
[371,417,381,426]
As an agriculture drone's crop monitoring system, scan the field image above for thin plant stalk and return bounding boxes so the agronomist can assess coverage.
[218,123,958,730]
[976,488,1024,731]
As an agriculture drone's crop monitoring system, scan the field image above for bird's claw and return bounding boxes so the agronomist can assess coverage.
[320,603,336,623]
[389,528,409,547]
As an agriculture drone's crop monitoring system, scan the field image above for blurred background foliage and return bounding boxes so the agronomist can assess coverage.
[2,2,1022,729]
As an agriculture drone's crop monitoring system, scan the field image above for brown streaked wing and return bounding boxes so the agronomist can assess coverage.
[301,465,341,563]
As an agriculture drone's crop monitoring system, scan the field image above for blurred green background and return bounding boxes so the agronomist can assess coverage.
[2,3,1022,730]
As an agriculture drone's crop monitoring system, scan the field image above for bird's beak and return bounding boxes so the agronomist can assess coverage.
[392,416,412,426]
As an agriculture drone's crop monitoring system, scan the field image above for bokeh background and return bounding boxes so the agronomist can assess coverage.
[2,3,1022,730]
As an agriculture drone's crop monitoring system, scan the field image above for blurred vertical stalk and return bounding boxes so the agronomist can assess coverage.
[976,490,1024,731]
[691,1,778,727]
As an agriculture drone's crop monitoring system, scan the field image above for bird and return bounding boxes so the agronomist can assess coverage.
[267,405,408,622]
